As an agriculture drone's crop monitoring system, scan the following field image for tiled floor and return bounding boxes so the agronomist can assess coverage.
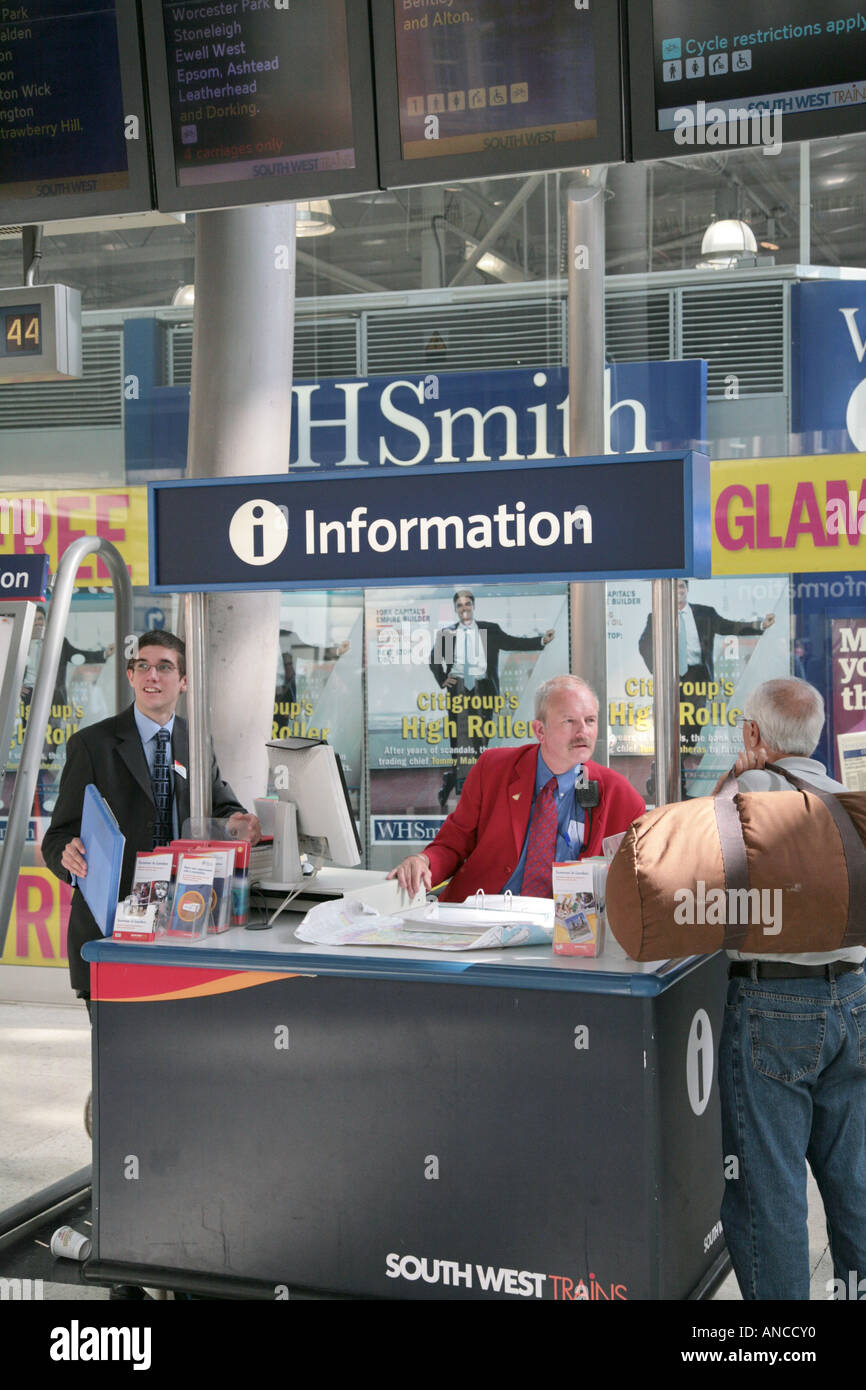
[0,999,834,1301]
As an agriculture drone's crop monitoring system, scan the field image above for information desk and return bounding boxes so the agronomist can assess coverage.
[83,926,729,1301]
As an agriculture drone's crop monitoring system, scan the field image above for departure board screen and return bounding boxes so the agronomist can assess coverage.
[0,0,152,223]
[373,0,623,186]
[628,0,866,159]
[143,0,379,212]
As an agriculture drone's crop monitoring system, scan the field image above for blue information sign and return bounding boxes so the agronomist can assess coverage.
[0,554,49,600]
[149,453,710,593]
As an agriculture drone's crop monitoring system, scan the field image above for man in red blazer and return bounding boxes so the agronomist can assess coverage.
[390,675,645,898]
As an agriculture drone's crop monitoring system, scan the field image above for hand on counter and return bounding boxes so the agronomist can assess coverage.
[226,811,262,845]
[387,852,432,896]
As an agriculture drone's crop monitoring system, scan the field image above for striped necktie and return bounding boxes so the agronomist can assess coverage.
[151,728,172,848]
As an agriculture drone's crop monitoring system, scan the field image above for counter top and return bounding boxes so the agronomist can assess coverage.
[84,916,712,996]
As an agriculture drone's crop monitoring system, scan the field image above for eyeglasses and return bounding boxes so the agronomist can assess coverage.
[129,660,179,675]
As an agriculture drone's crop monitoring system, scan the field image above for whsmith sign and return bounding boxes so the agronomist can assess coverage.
[132,359,708,473]
[149,452,710,592]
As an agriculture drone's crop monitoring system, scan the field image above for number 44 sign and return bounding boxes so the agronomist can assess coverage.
[3,307,40,354]
[0,284,81,383]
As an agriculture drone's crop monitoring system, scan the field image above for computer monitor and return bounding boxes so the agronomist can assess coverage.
[265,737,361,884]
[627,0,866,161]
[141,0,379,213]
[0,0,153,226]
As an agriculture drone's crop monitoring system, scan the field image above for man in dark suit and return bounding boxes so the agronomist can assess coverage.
[639,580,774,687]
[639,578,774,758]
[42,630,260,1005]
[429,589,555,808]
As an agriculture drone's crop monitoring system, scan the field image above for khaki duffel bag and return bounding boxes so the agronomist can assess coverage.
[606,764,866,960]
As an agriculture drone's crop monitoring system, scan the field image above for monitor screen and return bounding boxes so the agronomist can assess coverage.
[373,0,624,187]
[628,0,866,161]
[266,738,361,872]
[0,0,153,225]
[142,0,379,213]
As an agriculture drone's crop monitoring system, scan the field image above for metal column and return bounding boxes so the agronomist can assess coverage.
[567,182,608,761]
[185,204,296,821]
[651,578,680,806]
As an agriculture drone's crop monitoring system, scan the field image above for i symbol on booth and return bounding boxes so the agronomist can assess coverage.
[228,499,289,566]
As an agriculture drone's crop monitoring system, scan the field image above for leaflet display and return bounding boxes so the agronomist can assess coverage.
[143,0,379,212]
[628,0,866,160]
[373,0,623,187]
[0,0,152,224]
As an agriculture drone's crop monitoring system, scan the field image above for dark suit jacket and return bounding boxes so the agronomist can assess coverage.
[429,620,544,696]
[425,745,645,900]
[42,703,245,994]
[639,603,763,682]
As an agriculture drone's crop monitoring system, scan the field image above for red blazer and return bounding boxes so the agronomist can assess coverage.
[426,744,645,900]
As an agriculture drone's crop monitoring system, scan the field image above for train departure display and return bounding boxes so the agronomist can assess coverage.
[143,0,379,212]
[373,0,623,186]
[628,0,866,159]
[0,0,152,223]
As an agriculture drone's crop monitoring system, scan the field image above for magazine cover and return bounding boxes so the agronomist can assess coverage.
[606,575,792,800]
[271,591,363,819]
[366,582,569,868]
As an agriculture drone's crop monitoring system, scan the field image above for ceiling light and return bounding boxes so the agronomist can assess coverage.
[172,284,195,307]
[295,200,335,237]
[699,218,757,267]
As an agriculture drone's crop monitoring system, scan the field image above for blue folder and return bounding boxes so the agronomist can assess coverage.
[79,783,126,937]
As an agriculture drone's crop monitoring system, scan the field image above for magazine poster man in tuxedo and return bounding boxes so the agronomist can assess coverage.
[429,589,555,810]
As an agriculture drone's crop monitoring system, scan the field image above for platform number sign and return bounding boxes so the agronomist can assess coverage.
[2,306,41,356]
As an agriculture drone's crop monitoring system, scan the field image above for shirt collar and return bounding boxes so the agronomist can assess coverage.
[133,705,176,745]
[536,750,581,796]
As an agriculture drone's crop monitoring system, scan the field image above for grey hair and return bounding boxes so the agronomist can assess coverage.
[743,677,824,756]
[534,675,597,723]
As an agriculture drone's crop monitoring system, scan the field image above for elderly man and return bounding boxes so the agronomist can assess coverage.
[716,676,866,1300]
[391,674,644,899]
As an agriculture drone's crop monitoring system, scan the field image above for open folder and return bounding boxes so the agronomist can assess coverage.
[79,783,126,937]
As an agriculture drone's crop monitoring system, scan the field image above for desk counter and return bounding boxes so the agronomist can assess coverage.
[83,925,729,1300]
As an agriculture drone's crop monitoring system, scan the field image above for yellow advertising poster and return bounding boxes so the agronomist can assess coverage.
[0,869,71,969]
[0,488,148,586]
[713,454,866,575]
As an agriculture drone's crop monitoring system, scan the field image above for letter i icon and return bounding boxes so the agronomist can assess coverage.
[252,505,264,559]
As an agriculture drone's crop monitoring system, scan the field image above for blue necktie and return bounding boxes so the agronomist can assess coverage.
[151,729,172,848]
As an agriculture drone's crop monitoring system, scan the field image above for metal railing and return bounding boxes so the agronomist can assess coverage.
[0,536,133,954]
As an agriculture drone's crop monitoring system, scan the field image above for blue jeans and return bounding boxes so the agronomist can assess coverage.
[719,966,866,1300]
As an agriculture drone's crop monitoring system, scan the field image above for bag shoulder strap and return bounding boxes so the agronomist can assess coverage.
[714,762,866,948]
